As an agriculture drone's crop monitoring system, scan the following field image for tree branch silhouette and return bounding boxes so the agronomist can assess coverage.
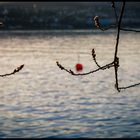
[113,1,125,92]
[0,21,24,77]
[120,28,140,32]
[94,2,140,33]
[93,15,140,33]
[92,48,102,69]
[56,61,114,76]
[0,64,24,77]
[56,1,140,92]
[119,82,140,90]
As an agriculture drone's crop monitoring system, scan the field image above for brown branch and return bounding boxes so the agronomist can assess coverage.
[56,61,114,76]
[94,2,140,33]
[0,64,24,77]
[93,1,118,31]
[0,21,24,77]
[119,82,140,90]
[92,48,101,68]
[113,1,126,92]
[93,16,117,31]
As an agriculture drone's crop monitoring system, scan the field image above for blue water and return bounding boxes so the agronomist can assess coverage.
[0,30,139,138]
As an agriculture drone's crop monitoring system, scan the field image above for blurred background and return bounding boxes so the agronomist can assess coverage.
[0,2,139,30]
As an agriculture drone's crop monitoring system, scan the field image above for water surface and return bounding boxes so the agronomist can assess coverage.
[0,30,139,138]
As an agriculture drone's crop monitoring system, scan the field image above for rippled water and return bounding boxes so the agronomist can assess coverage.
[0,30,139,138]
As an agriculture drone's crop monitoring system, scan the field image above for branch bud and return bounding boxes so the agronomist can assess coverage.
[92,48,96,58]
[94,16,100,28]
[56,61,64,70]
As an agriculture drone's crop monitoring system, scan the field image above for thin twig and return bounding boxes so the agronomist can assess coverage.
[111,0,119,24]
[56,61,114,76]
[119,82,140,90]
[0,64,24,77]
[92,48,101,68]
[93,17,140,33]
[94,1,140,33]
[120,28,140,32]
[93,16,117,31]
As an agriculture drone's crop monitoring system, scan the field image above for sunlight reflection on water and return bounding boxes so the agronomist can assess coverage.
[0,30,139,138]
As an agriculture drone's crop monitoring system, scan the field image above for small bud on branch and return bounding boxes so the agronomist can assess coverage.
[0,64,24,77]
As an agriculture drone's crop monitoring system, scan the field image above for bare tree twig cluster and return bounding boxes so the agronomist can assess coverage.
[56,1,140,92]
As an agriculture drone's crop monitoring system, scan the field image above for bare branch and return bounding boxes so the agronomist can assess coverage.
[120,28,140,32]
[93,16,117,31]
[93,1,118,31]
[92,48,102,68]
[56,61,114,76]
[113,1,126,92]
[94,2,140,33]
[119,82,140,90]
[0,64,24,77]
[111,0,119,24]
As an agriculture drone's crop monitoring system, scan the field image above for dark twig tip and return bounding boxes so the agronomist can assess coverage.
[93,16,100,28]
[92,48,96,58]
[69,69,74,75]
[0,64,24,77]
[14,64,24,72]
[56,61,64,70]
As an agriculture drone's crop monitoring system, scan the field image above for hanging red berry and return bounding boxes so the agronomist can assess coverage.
[75,63,83,72]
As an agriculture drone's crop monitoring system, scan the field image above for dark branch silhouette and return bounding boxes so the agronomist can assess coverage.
[93,16,140,33]
[56,1,140,92]
[0,64,24,77]
[0,22,24,77]
[111,0,119,24]
[93,2,140,33]
[120,28,140,32]
[92,48,102,68]
[113,1,126,92]
[93,16,117,31]
[56,61,114,76]
[119,82,140,90]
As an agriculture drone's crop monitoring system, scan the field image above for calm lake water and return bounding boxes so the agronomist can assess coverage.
[0,30,139,138]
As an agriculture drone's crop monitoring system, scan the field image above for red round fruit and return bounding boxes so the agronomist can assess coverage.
[75,63,83,71]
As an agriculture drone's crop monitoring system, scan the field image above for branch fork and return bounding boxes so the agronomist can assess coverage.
[56,1,140,92]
